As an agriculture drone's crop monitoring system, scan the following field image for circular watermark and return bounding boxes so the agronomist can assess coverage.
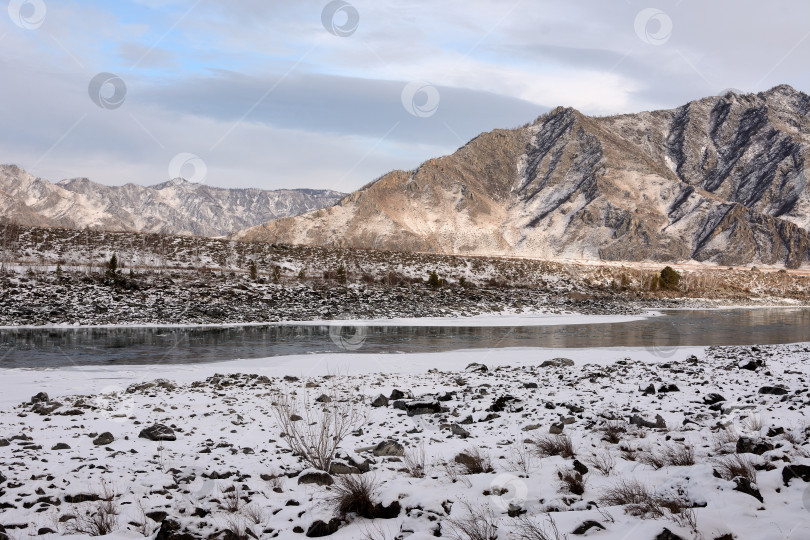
[328,321,367,351]
[168,153,207,184]
[408,413,440,433]
[88,73,127,110]
[321,0,359,37]
[180,466,217,503]
[91,385,136,423]
[717,88,744,98]
[401,81,441,118]
[643,323,681,359]
[8,0,46,30]
[730,410,763,438]
[488,473,528,512]
[798,167,809,192]
[634,8,673,46]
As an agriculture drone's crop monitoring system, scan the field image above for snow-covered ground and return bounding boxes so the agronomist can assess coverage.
[0,309,655,331]
[2,341,810,539]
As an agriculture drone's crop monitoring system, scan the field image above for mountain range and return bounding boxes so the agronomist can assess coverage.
[3,85,810,268]
[236,85,810,268]
[0,165,344,237]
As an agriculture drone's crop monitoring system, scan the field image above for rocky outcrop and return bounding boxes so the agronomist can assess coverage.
[237,85,810,267]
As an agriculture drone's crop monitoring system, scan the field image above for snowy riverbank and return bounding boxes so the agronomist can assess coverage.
[2,343,810,539]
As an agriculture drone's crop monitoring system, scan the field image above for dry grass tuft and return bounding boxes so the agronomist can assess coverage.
[445,500,498,540]
[403,442,427,478]
[600,419,627,444]
[713,454,757,483]
[328,474,382,519]
[532,435,574,459]
[638,443,695,469]
[64,482,119,537]
[511,514,566,540]
[454,447,493,475]
[557,466,586,495]
[585,450,616,476]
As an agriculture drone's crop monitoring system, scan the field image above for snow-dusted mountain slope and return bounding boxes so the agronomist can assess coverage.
[237,85,810,267]
[0,165,344,236]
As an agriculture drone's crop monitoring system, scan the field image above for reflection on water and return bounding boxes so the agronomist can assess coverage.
[1,309,809,368]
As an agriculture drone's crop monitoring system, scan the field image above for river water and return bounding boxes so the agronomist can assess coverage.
[1,308,808,368]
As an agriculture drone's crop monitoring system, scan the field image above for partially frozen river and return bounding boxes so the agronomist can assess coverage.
[1,308,809,368]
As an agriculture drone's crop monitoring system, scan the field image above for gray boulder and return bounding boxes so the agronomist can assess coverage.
[139,424,177,441]
[373,440,404,457]
[92,432,114,446]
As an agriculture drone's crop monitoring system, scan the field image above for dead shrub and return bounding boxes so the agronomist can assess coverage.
[599,479,664,518]
[271,379,368,471]
[241,503,266,525]
[532,435,574,459]
[506,438,535,476]
[454,447,493,474]
[220,484,244,513]
[600,479,692,520]
[638,443,694,469]
[585,450,616,476]
[511,514,565,540]
[713,454,757,483]
[663,444,695,466]
[445,500,498,540]
[64,482,119,536]
[327,474,396,520]
[556,466,586,496]
[403,442,427,478]
[600,419,626,444]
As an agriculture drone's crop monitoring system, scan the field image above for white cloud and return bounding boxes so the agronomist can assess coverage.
[0,0,808,192]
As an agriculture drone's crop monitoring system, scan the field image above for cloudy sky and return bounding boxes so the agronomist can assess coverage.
[1,0,808,192]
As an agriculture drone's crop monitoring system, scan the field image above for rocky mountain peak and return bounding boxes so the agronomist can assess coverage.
[236,86,810,268]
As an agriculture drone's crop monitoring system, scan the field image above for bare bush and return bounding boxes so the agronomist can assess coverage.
[511,514,566,540]
[241,503,266,525]
[532,435,574,459]
[327,474,386,519]
[134,499,157,537]
[585,450,616,476]
[713,425,738,454]
[741,413,763,434]
[638,443,695,469]
[445,500,499,540]
[271,379,368,471]
[600,419,626,444]
[713,454,757,483]
[222,515,249,540]
[442,461,473,488]
[65,482,119,536]
[670,507,700,537]
[600,479,664,518]
[506,438,535,476]
[556,466,586,496]
[454,447,493,474]
[601,479,693,520]
[403,441,427,478]
[663,444,695,466]
[221,484,244,513]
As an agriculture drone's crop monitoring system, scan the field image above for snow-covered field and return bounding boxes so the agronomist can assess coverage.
[2,340,810,540]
